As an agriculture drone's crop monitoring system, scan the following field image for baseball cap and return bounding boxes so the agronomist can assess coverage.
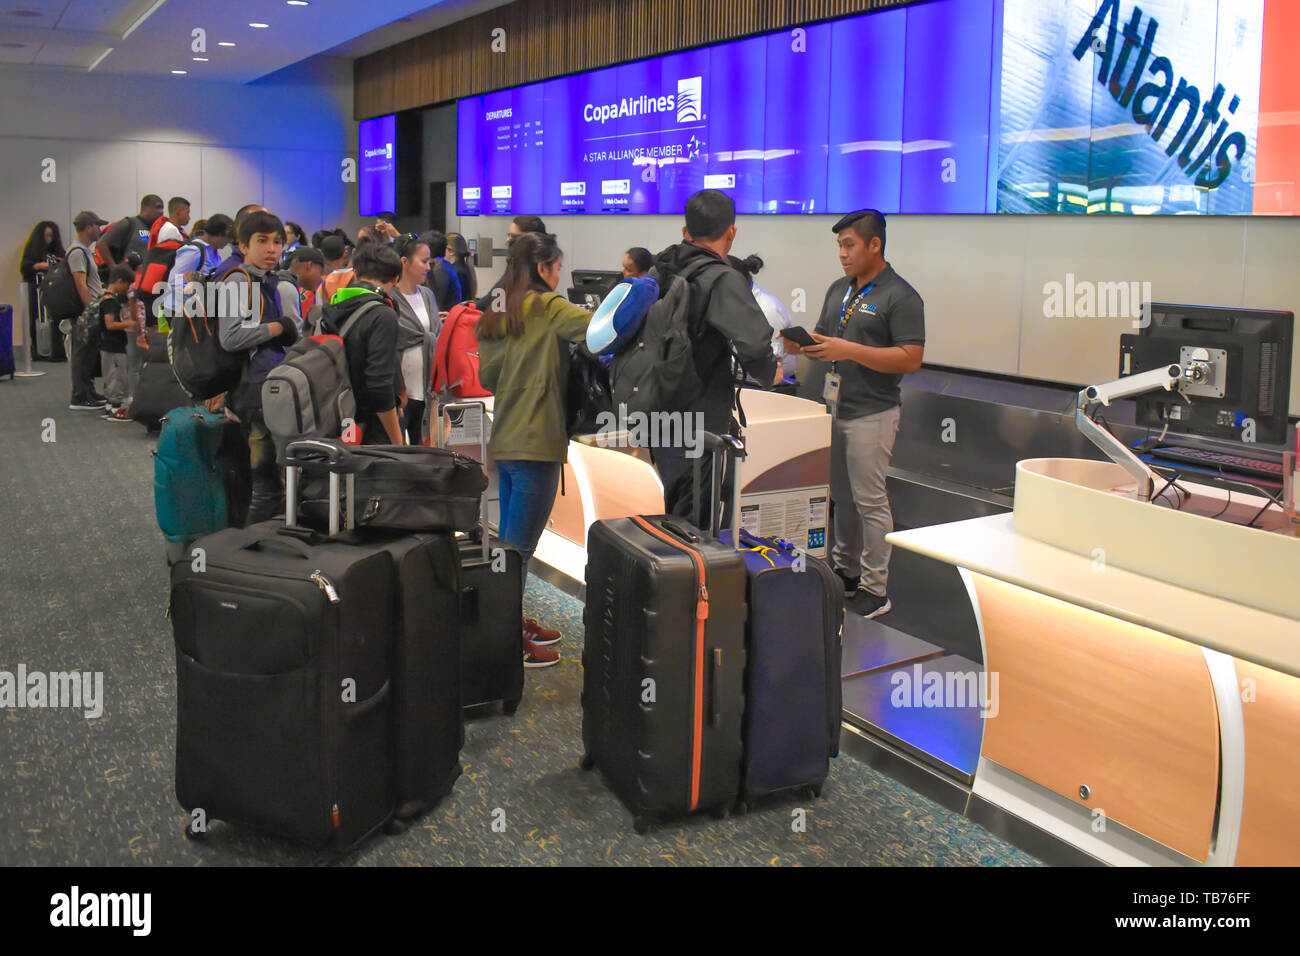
[290,245,325,267]
[320,236,346,261]
[74,211,108,230]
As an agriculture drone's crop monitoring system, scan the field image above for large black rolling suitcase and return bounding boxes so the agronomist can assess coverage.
[439,401,524,715]
[581,433,748,833]
[132,331,189,432]
[169,518,398,851]
[716,526,843,809]
[284,440,464,820]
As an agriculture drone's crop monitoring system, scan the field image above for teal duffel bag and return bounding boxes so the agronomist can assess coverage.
[154,407,230,547]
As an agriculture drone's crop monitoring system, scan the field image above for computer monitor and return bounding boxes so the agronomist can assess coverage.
[568,270,623,309]
[1119,303,1294,446]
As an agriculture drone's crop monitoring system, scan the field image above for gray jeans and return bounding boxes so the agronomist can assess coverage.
[100,351,129,405]
[829,404,901,596]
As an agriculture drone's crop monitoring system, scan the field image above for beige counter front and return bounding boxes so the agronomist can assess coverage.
[888,458,1300,867]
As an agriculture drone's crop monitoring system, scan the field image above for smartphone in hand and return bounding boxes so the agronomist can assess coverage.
[779,326,817,348]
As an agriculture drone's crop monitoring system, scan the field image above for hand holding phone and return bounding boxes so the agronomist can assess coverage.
[779,326,816,352]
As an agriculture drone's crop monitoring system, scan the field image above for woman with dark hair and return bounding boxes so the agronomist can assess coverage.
[445,232,477,302]
[280,222,305,267]
[20,220,66,355]
[475,232,593,668]
[392,235,439,443]
[621,246,653,278]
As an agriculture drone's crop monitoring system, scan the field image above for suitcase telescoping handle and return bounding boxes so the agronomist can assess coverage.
[438,399,490,564]
[691,431,746,545]
[283,438,358,536]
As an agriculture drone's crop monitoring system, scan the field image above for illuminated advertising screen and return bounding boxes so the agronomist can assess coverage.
[454,0,1298,216]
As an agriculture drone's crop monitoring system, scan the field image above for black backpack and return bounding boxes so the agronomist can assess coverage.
[610,257,715,418]
[38,247,92,319]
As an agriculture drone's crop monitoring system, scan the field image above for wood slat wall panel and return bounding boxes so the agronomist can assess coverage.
[355,0,922,118]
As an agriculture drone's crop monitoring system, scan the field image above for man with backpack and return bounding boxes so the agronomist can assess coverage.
[318,243,405,446]
[65,211,110,410]
[215,210,301,524]
[162,213,233,326]
[643,189,777,524]
[95,195,164,273]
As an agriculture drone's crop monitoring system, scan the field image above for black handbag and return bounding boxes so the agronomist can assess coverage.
[565,343,613,438]
[287,440,489,533]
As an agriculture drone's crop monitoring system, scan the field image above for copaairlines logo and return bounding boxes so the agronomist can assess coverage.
[1073,0,1247,190]
[583,76,702,124]
[363,143,393,159]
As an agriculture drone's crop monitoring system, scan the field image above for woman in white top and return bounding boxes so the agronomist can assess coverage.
[392,235,439,444]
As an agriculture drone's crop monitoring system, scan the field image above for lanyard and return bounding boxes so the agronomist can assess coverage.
[839,280,874,334]
[832,279,874,373]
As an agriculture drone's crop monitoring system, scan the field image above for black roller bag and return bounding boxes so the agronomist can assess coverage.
[284,440,465,820]
[439,401,524,715]
[132,330,189,432]
[169,521,398,851]
[581,433,748,833]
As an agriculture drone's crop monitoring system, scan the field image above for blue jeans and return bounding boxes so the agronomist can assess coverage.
[496,459,562,588]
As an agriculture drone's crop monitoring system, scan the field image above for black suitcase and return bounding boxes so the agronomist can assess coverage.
[286,444,467,816]
[132,331,188,432]
[285,442,465,819]
[170,521,397,850]
[439,402,524,715]
[581,434,748,832]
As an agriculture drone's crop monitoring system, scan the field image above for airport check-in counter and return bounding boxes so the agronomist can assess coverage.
[855,367,1300,866]
[451,390,832,594]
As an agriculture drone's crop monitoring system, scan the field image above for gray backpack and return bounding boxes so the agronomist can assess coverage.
[261,302,381,450]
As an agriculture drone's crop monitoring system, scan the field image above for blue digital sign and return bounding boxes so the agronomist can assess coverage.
[454,0,1290,217]
[358,113,396,217]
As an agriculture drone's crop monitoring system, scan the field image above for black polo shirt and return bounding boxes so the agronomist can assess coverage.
[813,264,925,419]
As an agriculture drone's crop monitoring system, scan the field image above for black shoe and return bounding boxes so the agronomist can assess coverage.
[834,567,859,598]
[69,398,107,410]
[847,588,891,619]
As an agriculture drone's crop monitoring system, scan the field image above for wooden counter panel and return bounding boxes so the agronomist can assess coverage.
[974,574,1220,862]
[1234,660,1300,866]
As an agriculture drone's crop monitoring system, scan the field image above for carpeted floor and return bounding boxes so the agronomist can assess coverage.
[0,367,1040,866]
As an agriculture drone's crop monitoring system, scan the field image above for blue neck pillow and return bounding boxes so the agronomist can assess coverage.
[585,276,659,356]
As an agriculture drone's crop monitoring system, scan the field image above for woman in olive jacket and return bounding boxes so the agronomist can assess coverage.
[476,232,592,667]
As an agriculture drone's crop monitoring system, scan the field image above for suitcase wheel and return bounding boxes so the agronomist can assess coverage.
[710,804,729,821]
[183,821,207,842]
[502,697,521,716]
[808,783,823,800]
[383,817,409,836]
[734,800,749,816]
[579,754,595,771]
[633,815,652,835]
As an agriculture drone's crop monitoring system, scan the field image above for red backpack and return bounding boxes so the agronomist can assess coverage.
[431,301,491,398]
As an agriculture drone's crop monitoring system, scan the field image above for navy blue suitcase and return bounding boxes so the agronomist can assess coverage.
[0,305,14,379]
[718,528,843,807]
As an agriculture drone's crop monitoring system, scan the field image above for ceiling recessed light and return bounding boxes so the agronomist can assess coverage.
[171,69,186,74]
[192,56,208,61]
[287,1,309,5]
[249,22,269,28]
[218,41,235,47]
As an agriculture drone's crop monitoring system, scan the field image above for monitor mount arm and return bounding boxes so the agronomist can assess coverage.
[1076,363,1189,502]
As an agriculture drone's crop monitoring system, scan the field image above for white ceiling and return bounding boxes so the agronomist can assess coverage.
[0,0,510,82]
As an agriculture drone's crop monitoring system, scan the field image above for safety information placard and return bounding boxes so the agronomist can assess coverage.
[738,487,829,559]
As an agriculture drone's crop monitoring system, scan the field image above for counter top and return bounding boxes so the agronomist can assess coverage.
[887,513,1300,679]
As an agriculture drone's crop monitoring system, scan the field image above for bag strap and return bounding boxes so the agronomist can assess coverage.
[336,298,382,340]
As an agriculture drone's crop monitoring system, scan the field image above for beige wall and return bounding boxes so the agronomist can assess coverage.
[0,56,365,343]
[457,212,1300,412]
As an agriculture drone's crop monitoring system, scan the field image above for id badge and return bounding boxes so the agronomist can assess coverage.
[822,371,842,405]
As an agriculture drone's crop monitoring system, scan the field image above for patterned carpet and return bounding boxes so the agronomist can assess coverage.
[0,367,1039,866]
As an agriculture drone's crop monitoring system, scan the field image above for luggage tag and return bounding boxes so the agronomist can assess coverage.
[822,371,842,405]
